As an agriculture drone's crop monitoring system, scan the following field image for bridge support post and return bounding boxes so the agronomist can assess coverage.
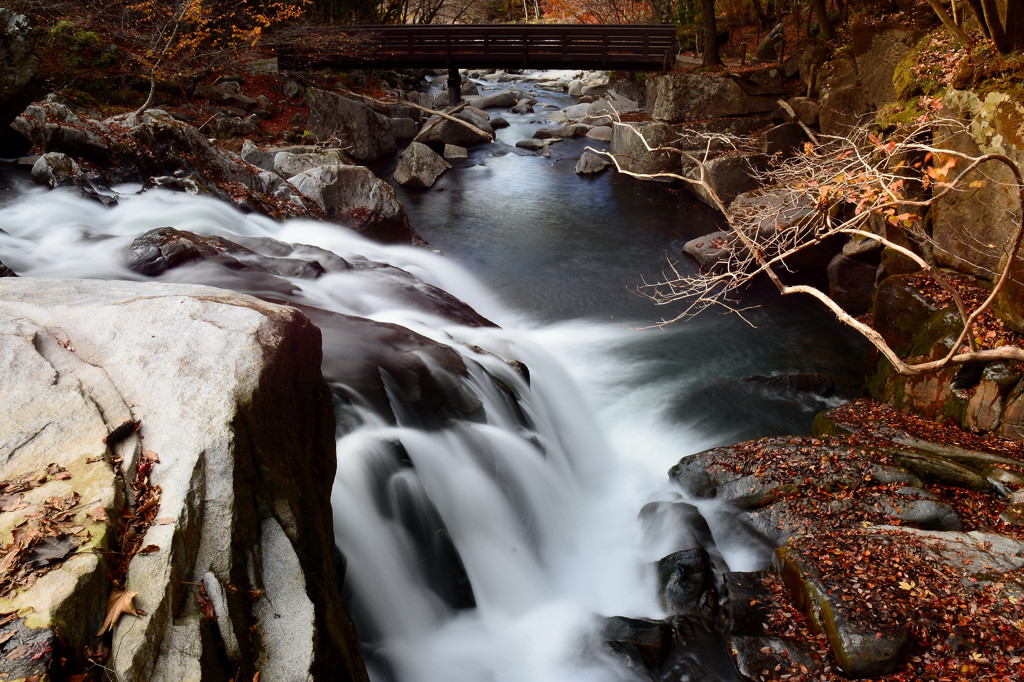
[447,67,462,106]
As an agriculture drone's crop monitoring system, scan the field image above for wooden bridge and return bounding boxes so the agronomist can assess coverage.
[277,24,678,72]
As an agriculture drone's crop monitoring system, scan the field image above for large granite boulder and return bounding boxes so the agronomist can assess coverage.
[0,278,368,682]
[288,164,420,243]
[0,9,39,135]
[304,88,398,163]
[646,71,779,123]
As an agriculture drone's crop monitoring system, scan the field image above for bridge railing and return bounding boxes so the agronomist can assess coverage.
[278,24,678,71]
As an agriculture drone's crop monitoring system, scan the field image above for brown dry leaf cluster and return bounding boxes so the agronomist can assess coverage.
[906,272,1024,354]
[110,448,162,588]
[0,465,87,599]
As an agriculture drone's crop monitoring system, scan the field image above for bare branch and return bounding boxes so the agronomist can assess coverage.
[613,116,1024,377]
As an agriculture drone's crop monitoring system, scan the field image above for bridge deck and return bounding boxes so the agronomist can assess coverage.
[278,24,677,71]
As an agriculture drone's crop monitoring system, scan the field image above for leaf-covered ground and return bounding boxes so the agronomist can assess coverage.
[715,399,1024,681]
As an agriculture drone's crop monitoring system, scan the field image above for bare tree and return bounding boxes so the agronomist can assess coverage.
[592,116,1024,377]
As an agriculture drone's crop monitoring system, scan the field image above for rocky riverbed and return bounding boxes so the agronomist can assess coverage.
[2,6,1024,681]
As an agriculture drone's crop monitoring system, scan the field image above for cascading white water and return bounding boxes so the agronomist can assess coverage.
[0,182,737,682]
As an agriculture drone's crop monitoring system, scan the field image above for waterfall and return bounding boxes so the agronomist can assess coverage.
[0,184,732,682]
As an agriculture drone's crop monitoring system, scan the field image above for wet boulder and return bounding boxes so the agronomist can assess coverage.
[609,121,679,177]
[393,141,451,189]
[30,151,80,188]
[13,99,112,166]
[125,227,327,280]
[287,164,420,243]
[414,106,494,149]
[656,548,715,617]
[575,151,610,175]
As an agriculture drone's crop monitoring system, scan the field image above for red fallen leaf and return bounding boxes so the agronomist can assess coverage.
[141,450,160,463]
[55,472,72,481]
[137,544,160,555]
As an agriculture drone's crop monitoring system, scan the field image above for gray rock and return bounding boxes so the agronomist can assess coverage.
[467,89,522,109]
[195,84,259,113]
[30,152,80,188]
[288,164,418,242]
[787,96,819,126]
[304,88,397,162]
[828,251,880,315]
[729,635,825,679]
[683,231,732,271]
[585,125,613,142]
[562,103,591,120]
[125,227,327,279]
[414,106,493,148]
[213,113,260,138]
[444,144,468,160]
[0,9,39,132]
[575,152,610,175]
[274,149,348,178]
[251,517,316,680]
[646,72,778,122]
[657,548,714,616]
[683,153,768,207]
[240,140,309,173]
[0,278,369,682]
[13,101,112,166]
[609,121,679,177]
[391,116,420,140]
[515,138,549,151]
[393,141,451,188]
[757,122,809,156]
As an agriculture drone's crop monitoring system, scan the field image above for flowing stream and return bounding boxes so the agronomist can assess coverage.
[0,71,866,681]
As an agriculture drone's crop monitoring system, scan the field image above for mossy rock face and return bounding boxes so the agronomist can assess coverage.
[933,90,1024,305]
[872,274,945,356]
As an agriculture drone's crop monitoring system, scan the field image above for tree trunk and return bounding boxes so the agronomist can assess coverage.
[925,0,976,47]
[701,0,722,65]
[750,0,772,27]
[1006,0,1024,51]
[979,0,1011,53]
[964,0,992,38]
[810,0,834,38]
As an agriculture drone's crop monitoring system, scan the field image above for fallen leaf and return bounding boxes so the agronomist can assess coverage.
[0,631,13,646]
[55,472,72,481]
[141,450,160,463]
[137,544,160,555]
[89,507,108,522]
[97,590,140,635]
[155,518,174,525]
[24,536,79,569]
